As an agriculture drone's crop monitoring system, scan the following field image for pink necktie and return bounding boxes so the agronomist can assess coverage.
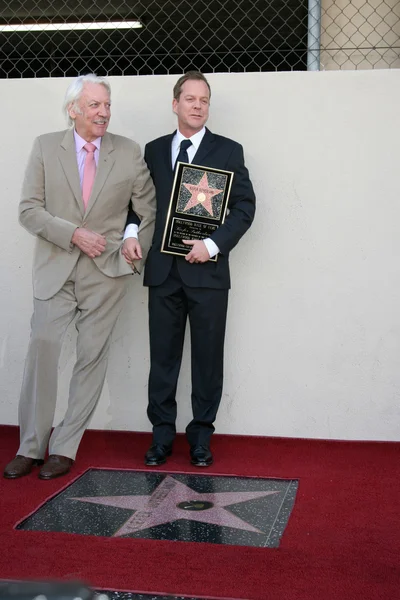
[82,142,97,209]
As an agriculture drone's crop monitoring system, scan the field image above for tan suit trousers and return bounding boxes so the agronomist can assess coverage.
[18,253,130,460]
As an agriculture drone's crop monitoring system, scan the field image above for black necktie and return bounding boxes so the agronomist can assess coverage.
[174,139,192,170]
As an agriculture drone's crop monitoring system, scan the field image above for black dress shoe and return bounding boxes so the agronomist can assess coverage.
[145,444,172,466]
[190,445,213,467]
[4,455,44,479]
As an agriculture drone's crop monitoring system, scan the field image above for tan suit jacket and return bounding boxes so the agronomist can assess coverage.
[19,128,156,300]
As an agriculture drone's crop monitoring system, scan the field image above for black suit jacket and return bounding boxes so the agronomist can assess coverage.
[128,128,256,289]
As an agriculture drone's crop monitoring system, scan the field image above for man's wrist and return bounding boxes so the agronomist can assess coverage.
[203,238,219,258]
[124,224,139,241]
[71,227,80,245]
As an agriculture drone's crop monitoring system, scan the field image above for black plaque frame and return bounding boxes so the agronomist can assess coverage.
[161,162,233,262]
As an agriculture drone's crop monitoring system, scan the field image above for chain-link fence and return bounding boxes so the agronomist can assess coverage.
[0,0,399,78]
[321,0,400,68]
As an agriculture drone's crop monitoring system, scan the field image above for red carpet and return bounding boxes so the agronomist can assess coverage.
[0,425,399,599]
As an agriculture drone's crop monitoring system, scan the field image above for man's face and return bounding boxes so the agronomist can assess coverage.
[172,79,210,137]
[69,82,111,141]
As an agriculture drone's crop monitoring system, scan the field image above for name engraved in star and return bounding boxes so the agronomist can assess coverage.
[122,477,178,533]
[190,186,213,195]
[161,163,234,262]
[124,510,152,531]
[148,477,177,508]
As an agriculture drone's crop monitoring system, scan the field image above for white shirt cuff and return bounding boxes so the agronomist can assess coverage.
[123,224,139,241]
[203,238,219,259]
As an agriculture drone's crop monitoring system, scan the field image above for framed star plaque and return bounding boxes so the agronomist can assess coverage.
[161,162,234,262]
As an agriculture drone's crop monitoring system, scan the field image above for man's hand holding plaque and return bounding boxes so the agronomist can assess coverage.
[183,239,210,263]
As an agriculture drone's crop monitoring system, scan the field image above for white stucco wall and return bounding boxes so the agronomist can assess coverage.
[1,70,399,441]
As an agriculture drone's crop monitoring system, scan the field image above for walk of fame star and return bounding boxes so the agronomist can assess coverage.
[182,173,223,217]
[72,475,278,537]
[17,470,298,547]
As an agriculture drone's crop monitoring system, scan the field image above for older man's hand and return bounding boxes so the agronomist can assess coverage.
[71,228,106,259]
[122,238,143,265]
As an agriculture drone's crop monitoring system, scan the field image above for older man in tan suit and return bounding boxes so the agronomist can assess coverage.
[4,74,155,480]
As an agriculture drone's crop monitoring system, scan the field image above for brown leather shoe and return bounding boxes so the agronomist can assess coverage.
[4,455,44,479]
[39,455,73,480]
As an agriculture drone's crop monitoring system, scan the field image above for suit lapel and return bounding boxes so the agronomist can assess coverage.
[161,133,175,182]
[58,129,83,213]
[192,128,216,165]
[84,132,115,216]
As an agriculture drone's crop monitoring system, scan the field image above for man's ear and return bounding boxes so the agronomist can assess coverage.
[68,103,77,120]
[172,98,178,115]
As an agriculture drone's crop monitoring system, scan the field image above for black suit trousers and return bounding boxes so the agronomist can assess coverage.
[147,260,229,447]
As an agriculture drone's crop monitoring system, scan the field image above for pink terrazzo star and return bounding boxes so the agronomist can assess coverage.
[72,475,278,537]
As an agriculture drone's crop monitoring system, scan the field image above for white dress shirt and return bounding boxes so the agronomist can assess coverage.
[171,127,205,167]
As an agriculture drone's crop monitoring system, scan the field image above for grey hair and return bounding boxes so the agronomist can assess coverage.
[63,73,111,127]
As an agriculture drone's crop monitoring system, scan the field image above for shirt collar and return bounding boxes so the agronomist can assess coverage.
[174,127,206,152]
[73,129,102,152]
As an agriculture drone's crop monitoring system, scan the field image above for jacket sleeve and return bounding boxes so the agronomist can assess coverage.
[129,142,156,266]
[209,142,256,255]
[125,143,154,228]
[18,137,77,252]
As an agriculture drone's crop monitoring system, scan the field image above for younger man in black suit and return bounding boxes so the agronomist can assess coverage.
[123,71,256,467]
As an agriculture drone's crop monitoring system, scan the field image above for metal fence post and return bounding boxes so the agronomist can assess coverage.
[307,0,322,71]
